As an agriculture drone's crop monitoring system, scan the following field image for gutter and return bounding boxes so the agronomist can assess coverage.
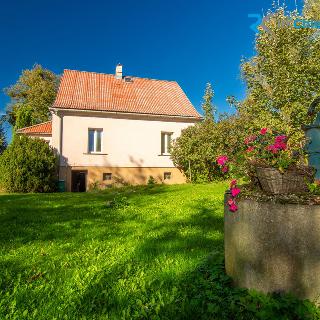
[49,107,203,121]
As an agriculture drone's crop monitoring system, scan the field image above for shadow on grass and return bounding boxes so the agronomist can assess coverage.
[1,186,318,319]
[0,185,173,246]
[73,200,225,318]
[73,198,319,319]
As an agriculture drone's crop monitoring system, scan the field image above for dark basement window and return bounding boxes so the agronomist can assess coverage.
[164,172,172,180]
[103,173,112,181]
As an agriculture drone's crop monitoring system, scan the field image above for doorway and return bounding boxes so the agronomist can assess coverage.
[71,171,87,192]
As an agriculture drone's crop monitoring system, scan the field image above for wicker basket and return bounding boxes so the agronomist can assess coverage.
[256,166,314,195]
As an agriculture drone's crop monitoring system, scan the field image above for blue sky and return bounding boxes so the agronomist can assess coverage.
[0,0,303,138]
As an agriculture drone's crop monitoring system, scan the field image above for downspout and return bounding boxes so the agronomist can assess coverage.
[59,110,63,165]
[59,111,66,186]
[53,109,64,180]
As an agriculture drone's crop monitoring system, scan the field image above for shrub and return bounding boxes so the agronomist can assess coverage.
[171,122,219,183]
[171,114,249,183]
[147,175,156,185]
[105,195,130,209]
[88,180,102,192]
[0,136,58,193]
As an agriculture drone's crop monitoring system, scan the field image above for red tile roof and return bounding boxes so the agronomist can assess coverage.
[53,69,201,118]
[17,121,52,135]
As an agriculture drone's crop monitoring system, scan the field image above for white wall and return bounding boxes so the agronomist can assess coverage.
[24,134,52,146]
[52,112,197,168]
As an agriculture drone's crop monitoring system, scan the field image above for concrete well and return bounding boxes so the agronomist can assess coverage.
[224,195,320,302]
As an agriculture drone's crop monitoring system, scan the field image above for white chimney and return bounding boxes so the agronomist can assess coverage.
[115,63,123,79]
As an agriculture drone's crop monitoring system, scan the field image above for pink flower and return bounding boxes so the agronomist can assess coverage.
[227,198,235,206]
[274,142,287,151]
[222,165,229,173]
[260,128,268,135]
[230,179,237,187]
[246,146,255,153]
[275,135,287,143]
[229,203,238,212]
[217,155,228,166]
[244,135,257,145]
[267,145,278,154]
[231,187,241,197]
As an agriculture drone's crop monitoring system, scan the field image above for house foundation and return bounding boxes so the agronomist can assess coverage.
[59,166,186,191]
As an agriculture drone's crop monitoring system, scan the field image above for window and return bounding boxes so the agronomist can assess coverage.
[161,132,173,155]
[88,129,102,153]
[164,172,172,180]
[103,173,112,181]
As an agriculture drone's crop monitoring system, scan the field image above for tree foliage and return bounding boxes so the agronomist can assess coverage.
[304,0,320,19]
[202,83,216,122]
[171,112,249,182]
[240,6,320,148]
[0,136,58,193]
[172,3,320,183]
[171,121,217,183]
[0,117,6,154]
[5,64,59,130]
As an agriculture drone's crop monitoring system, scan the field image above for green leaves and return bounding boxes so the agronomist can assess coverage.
[240,6,320,149]
[0,136,58,192]
[0,116,6,155]
[4,64,59,129]
[202,83,216,122]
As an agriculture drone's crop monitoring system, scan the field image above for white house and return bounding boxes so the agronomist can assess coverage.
[18,65,201,191]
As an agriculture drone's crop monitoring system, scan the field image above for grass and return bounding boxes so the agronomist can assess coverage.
[0,183,319,319]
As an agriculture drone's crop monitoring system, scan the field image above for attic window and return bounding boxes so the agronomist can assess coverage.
[124,76,133,83]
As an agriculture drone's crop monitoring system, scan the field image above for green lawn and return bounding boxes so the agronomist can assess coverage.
[0,183,319,319]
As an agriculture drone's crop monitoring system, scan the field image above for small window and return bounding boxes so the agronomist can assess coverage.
[88,129,103,153]
[161,132,173,155]
[164,172,172,180]
[103,173,112,181]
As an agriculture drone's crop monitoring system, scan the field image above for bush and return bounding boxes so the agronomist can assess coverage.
[0,136,58,193]
[171,114,249,183]
[147,175,156,185]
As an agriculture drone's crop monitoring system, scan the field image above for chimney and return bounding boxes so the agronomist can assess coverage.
[115,63,123,79]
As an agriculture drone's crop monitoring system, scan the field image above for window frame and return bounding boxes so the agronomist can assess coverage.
[103,173,112,181]
[88,128,103,154]
[164,172,172,180]
[161,132,173,155]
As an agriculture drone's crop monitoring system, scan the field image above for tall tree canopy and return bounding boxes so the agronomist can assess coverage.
[240,4,320,147]
[172,1,320,182]
[5,64,59,130]
[201,83,216,122]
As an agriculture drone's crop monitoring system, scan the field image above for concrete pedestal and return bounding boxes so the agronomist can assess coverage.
[224,196,320,302]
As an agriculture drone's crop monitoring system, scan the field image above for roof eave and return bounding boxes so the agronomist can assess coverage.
[50,106,202,121]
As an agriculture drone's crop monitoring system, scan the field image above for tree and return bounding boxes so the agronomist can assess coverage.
[304,0,320,19]
[0,136,58,193]
[202,83,216,122]
[0,116,6,154]
[240,5,320,148]
[5,64,59,130]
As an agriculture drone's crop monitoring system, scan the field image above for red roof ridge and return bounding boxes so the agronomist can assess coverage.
[63,69,177,83]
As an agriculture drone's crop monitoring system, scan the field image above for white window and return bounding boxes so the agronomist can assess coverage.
[88,129,103,153]
[161,132,173,155]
